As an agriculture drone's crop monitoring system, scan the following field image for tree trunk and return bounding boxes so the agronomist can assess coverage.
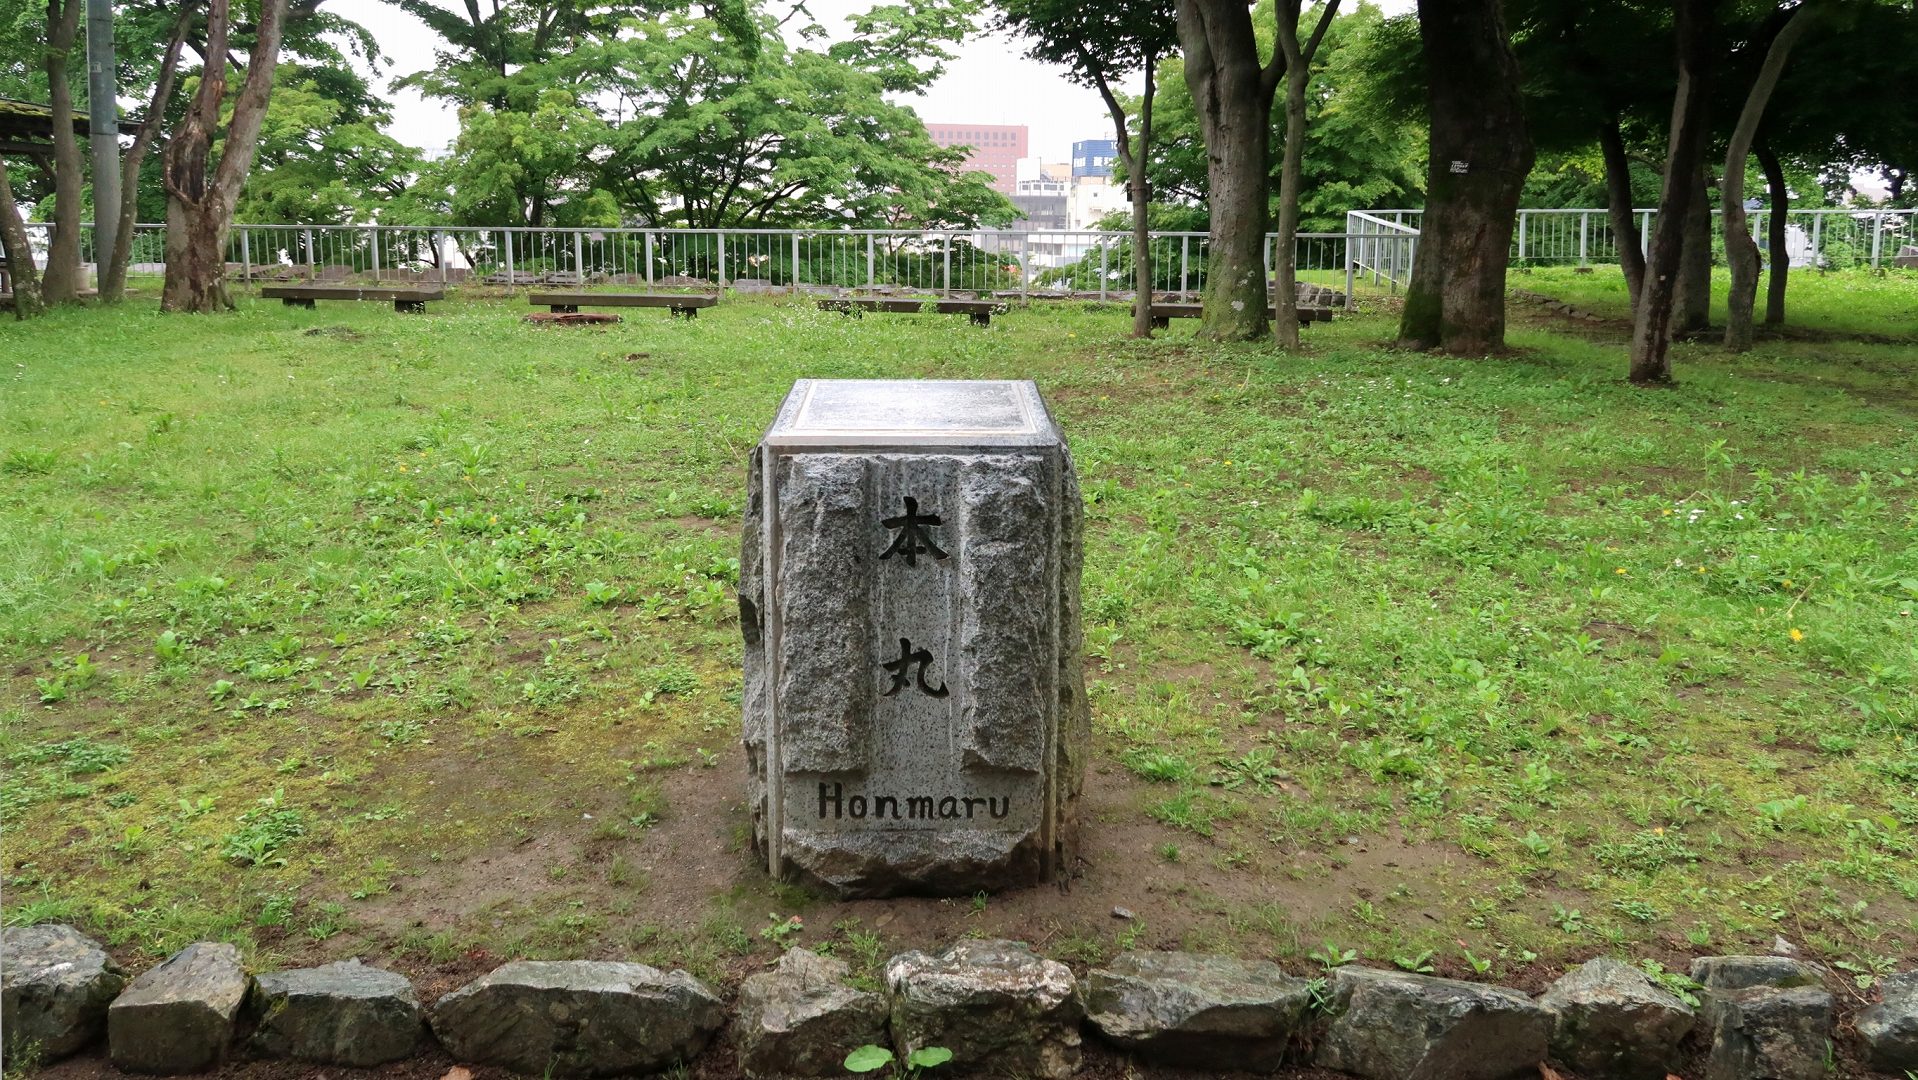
[1672,166,1712,334]
[1757,138,1789,325]
[1722,4,1815,352]
[0,158,47,318]
[1629,0,1714,385]
[102,0,193,301]
[1271,0,1339,352]
[1089,45,1158,339]
[161,0,288,312]
[1176,0,1276,341]
[1597,116,1646,307]
[43,0,86,303]
[1396,0,1533,355]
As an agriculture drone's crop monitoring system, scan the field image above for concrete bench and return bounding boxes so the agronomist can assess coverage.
[262,285,444,313]
[528,291,718,318]
[816,297,1008,327]
[1137,302,1335,330]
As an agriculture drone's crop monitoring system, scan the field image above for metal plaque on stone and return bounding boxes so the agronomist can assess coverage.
[740,379,1087,896]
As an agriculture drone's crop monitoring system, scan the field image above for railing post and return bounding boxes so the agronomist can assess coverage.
[503,229,515,290]
[1019,234,1029,300]
[1517,212,1527,263]
[1344,236,1355,311]
[718,232,727,287]
[1810,212,1822,266]
[439,231,449,285]
[304,227,315,281]
[942,236,952,296]
[866,234,875,288]
[792,232,802,294]
[1098,239,1108,301]
[1641,211,1652,257]
[1578,211,1589,266]
[645,232,654,286]
[573,231,584,284]
[1870,212,1884,269]
[370,227,381,281]
[241,230,252,284]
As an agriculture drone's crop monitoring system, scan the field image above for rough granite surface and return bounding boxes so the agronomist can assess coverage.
[427,959,724,1079]
[0,924,125,1061]
[735,948,887,1078]
[1084,950,1309,1070]
[886,939,1083,1079]
[1314,966,1550,1080]
[1537,958,1692,1080]
[742,380,1086,896]
[248,958,422,1066]
[107,942,250,1075]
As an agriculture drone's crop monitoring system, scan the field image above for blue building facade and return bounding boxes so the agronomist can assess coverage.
[1072,139,1117,179]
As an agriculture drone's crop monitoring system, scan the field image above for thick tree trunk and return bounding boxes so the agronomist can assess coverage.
[1177,0,1276,341]
[161,196,234,311]
[43,0,86,303]
[1270,1,1339,352]
[161,0,288,312]
[1757,139,1789,325]
[1672,167,1712,334]
[102,0,193,301]
[1723,5,1815,352]
[1629,0,1714,385]
[1597,117,1645,307]
[0,158,47,318]
[1397,0,1533,355]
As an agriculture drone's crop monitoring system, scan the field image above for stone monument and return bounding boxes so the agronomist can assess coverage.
[740,379,1086,896]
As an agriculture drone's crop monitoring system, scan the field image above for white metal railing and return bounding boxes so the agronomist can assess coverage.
[17,222,1416,309]
[1345,211,1421,292]
[1371,207,1914,271]
[27,207,1899,306]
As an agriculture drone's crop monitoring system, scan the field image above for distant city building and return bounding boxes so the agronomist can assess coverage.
[1068,180,1123,231]
[926,123,1029,195]
[1072,139,1118,179]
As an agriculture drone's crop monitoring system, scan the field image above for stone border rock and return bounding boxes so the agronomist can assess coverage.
[9,923,1910,1079]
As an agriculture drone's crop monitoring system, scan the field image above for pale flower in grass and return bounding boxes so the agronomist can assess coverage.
[1789,627,1804,642]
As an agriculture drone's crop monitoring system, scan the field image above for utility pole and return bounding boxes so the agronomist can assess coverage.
[86,0,120,284]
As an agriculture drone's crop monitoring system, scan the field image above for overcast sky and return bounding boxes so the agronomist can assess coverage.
[328,0,1417,161]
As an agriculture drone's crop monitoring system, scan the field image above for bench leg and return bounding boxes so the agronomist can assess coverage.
[396,301,425,314]
[969,312,990,327]
[549,305,579,314]
[282,298,316,309]
[671,306,695,318]
[1151,316,1169,330]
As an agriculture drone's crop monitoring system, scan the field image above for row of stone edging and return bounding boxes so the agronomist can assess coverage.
[1510,288,1615,323]
[5,923,1915,1078]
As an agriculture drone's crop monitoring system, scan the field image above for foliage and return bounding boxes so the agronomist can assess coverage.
[237,67,424,224]
[1139,1,1426,230]
[392,0,1011,230]
[845,1044,953,1077]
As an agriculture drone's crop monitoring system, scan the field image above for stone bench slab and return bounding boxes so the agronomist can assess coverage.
[528,291,718,316]
[816,297,1007,325]
[261,285,444,312]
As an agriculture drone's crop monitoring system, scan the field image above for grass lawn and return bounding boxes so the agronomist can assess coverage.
[3,271,1916,1001]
